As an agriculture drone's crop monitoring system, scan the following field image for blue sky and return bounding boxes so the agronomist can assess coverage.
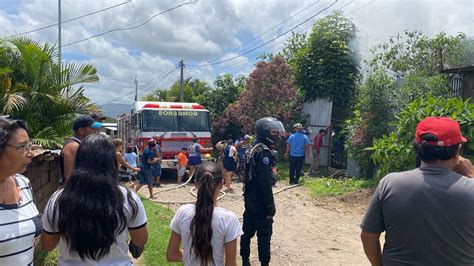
[0,0,473,106]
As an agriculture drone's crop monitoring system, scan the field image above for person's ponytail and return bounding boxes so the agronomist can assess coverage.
[190,163,222,266]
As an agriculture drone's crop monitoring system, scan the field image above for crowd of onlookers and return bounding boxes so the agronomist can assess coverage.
[5,113,474,266]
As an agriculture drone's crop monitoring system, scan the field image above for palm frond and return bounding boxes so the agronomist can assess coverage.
[32,127,63,149]
[2,93,28,114]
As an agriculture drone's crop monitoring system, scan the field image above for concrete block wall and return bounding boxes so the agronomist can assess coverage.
[23,151,60,213]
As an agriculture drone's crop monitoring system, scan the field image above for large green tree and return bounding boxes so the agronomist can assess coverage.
[293,11,360,122]
[141,77,211,103]
[370,30,471,77]
[201,73,245,119]
[0,37,99,148]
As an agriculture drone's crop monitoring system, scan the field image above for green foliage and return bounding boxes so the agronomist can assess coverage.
[370,30,471,77]
[202,74,245,118]
[369,96,474,178]
[293,11,360,122]
[141,78,211,103]
[34,248,59,265]
[0,37,99,148]
[344,71,397,178]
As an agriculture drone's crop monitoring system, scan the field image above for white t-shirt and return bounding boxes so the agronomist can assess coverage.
[170,204,243,266]
[42,186,147,266]
[228,145,237,158]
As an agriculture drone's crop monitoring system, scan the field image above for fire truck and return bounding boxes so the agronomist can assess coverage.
[117,101,212,170]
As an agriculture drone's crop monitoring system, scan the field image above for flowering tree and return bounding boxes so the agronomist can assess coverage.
[214,56,301,139]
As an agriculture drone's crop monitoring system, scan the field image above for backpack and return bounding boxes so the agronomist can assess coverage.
[243,143,267,183]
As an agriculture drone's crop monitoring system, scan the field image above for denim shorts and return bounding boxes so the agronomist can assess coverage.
[151,163,161,177]
[138,168,153,185]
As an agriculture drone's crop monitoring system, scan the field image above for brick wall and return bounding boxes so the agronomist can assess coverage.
[23,151,60,213]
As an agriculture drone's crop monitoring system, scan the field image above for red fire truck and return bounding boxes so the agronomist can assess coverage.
[117,101,212,170]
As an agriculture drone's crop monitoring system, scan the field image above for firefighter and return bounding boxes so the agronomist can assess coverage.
[240,117,285,266]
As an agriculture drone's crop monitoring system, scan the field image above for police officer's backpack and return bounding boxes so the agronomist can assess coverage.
[243,143,276,185]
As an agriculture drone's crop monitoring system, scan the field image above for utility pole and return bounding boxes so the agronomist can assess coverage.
[134,74,138,102]
[58,0,62,68]
[179,60,184,102]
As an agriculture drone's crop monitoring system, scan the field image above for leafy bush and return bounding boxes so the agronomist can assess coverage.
[369,96,474,178]
[344,71,397,178]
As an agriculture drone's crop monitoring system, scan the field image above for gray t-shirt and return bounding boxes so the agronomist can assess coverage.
[361,163,474,265]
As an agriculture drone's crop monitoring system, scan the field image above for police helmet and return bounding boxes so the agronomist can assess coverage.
[255,117,286,146]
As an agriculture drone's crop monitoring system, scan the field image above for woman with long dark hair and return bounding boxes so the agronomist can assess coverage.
[0,117,42,265]
[167,162,242,266]
[41,134,148,264]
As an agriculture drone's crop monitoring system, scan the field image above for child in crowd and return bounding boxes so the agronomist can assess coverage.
[177,147,188,183]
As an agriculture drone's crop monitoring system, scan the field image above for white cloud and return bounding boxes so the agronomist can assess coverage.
[0,0,473,105]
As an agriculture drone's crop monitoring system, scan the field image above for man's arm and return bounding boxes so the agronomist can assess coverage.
[62,142,79,181]
[285,143,290,157]
[361,230,382,266]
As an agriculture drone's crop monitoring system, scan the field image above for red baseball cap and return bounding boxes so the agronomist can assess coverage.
[415,117,467,146]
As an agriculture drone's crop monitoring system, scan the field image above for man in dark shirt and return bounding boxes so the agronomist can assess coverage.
[241,117,285,266]
[361,117,474,265]
[135,140,160,199]
[59,115,102,184]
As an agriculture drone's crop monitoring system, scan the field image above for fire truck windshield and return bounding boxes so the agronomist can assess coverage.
[141,109,210,132]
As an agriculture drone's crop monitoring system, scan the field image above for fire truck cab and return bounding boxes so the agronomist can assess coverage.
[118,101,212,170]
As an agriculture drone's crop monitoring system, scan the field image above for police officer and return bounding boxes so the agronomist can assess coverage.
[240,117,285,266]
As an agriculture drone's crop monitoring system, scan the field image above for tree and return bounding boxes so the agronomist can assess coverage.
[215,57,300,141]
[344,70,397,177]
[293,11,360,122]
[0,37,99,148]
[201,73,245,119]
[369,30,471,77]
[140,78,211,103]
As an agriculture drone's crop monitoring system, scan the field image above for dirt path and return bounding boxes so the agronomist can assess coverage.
[139,180,373,265]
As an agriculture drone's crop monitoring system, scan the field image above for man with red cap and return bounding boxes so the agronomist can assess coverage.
[360,117,474,265]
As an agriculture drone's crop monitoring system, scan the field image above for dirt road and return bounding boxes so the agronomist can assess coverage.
[142,180,373,265]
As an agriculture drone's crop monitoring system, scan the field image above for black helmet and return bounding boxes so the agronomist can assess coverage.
[255,117,286,146]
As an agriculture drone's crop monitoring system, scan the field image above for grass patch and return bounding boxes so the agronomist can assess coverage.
[34,247,59,266]
[140,197,180,266]
[304,177,378,197]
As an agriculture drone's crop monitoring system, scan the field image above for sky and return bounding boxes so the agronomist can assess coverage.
[0,0,473,106]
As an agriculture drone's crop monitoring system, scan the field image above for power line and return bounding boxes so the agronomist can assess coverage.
[61,1,197,48]
[99,65,178,104]
[5,1,131,38]
[218,1,321,57]
[138,64,179,89]
[187,0,338,68]
[201,0,357,75]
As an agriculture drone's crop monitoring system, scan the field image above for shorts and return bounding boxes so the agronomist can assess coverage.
[223,159,236,172]
[151,163,161,177]
[188,155,202,166]
[138,168,153,185]
[177,166,186,177]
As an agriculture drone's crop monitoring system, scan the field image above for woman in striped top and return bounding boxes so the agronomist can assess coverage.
[0,118,41,265]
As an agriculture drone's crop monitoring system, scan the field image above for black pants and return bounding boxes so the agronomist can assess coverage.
[289,155,304,183]
[240,208,273,265]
